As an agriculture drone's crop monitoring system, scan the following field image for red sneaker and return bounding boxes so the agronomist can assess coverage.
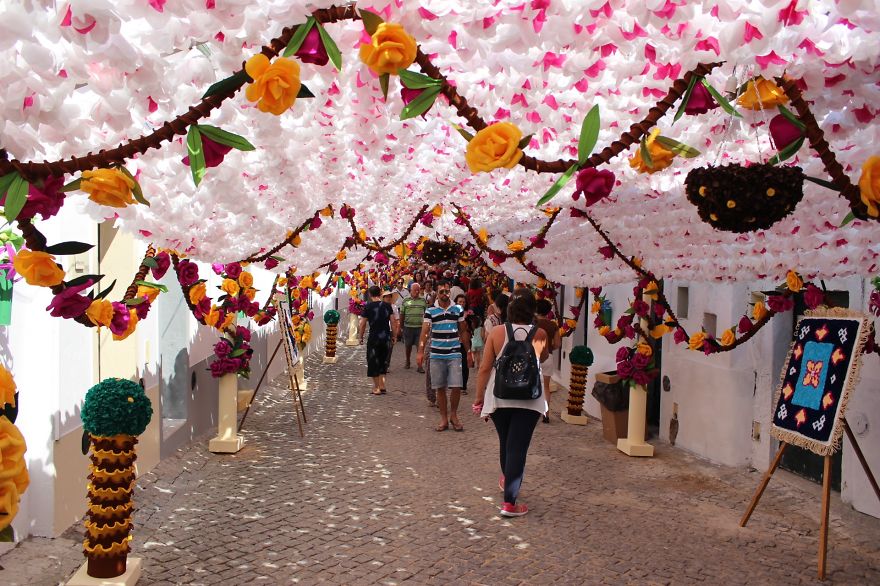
[500,502,528,517]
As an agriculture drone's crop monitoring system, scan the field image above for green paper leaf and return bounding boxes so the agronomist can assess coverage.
[316,22,342,71]
[95,278,117,300]
[359,9,385,36]
[282,17,316,58]
[141,257,158,268]
[803,175,840,191]
[60,177,81,192]
[66,274,102,288]
[379,73,389,101]
[124,297,146,306]
[298,84,315,98]
[186,125,206,187]
[640,137,653,169]
[197,125,255,151]
[0,173,17,197]
[674,75,699,123]
[655,136,701,158]
[45,241,94,255]
[398,69,442,89]
[202,69,251,100]
[839,211,856,227]
[536,163,579,207]
[4,174,28,223]
[117,166,149,206]
[702,79,742,118]
[578,105,601,165]
[0,525,14,542]
[453,124,474,142]
[135,280,168,293]
[270,255,286,262]
[517,134,534,150]
[230,348,247,358]
[400,85,441,120]
[777,104,806,130]
[767,136,804,165]
[81,429,90,455]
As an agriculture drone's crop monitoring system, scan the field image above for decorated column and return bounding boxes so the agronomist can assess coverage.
[71,378,152,585]
[208,373,245,453]
[617,292,655,457]
[323,309,340,364]
[561,345,593,425]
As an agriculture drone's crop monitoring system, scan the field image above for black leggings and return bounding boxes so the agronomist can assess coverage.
[490,408,540,504]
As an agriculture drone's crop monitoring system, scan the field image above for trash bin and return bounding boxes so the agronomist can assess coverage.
[592,372,629,444]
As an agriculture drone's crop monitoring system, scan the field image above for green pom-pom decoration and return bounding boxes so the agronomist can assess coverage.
[323,309,341,325]
[569,345,594,366]
[82,378,153,437]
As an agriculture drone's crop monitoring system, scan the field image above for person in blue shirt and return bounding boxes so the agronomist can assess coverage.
[416,281,473,431]
[358,285,399,396]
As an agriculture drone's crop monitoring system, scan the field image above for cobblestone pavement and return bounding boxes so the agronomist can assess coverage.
[2,342,880,585]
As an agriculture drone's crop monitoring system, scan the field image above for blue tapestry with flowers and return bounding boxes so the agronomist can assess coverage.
[769,311,869,456]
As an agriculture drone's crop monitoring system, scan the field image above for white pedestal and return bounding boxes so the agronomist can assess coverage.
[293,357,308,391]
[67,557,142,586]
[345,313,360,346]
[616,384,654,457]
[561,411,588,425]
[209,373,245,453]
[322,356,338,364]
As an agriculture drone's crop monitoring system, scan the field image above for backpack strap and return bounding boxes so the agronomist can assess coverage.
[525,324,537,343]
[504,321,514,341]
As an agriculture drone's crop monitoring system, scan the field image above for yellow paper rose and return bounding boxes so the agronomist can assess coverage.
[598,326,611,336]
[478,228,489,244]
[204,306,221,327]
[13,249,65,287]
[786,270,803,293]
[85,299,114,328]
[753,301,768,321]
[637,342,653,357]
[80,168,136,208]
[466,122,524,173]
[629,128,674,174]
[737,77,788,110]
[591,300,601,313]
[720,328,736,347]
[238,271,254,288]
[136,285,160,304]
[336,250,347,262]
[688,331,707,351]
[242,287,256,301]
[507,240,525,253]
[0,366,16,407]
[650,324,670,339]
[112,309,139,341]
[245,54,301,115]
[219,313,235,331]
[858,156,880,217]
[188,282,207,305]
[221,278,240,297]
[0,417,29,531]
[358,23,417,75]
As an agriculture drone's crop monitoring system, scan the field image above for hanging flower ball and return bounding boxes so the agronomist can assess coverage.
[80,168,136,208]
[81,378,153,438]
[12,249,65,287]
[737,77,788,110]
[245,54,301,115]
[569,345,594,366]
[629,128,675,174]
[858,156,880,218]
[465,122,524,173]
[323,310,340,325]
[358,23,417,75]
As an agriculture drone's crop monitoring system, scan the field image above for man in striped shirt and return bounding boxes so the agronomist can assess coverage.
[416,281,474,432]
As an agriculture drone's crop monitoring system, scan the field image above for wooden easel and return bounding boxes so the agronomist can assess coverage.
[740,418,880,580]
[275,298,308,437]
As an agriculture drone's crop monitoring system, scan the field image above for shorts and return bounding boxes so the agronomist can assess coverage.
[366,339,390,377]
[402,326,421,347]
[541,349,558,377]
[430,357,463,390]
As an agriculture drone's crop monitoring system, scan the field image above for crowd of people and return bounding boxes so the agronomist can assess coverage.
[356,266,562,517]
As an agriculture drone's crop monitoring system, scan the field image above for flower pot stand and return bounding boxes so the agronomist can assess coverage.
[616,384,654,457]
[209,373,245,453]
[345,314,359,346]
[67,557,142,586]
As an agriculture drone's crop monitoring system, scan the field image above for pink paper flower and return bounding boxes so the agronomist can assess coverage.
[684,82,718,115]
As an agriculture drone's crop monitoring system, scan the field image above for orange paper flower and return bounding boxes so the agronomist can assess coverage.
[81,168,136,208]
[245,54,301,115]
[358,23,417,75]
[13,250,65,287]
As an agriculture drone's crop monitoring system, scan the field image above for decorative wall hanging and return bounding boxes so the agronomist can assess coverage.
[769,309,870,456]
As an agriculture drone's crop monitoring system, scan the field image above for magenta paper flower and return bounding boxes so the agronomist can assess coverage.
[264,258,279,270]
[684,82,718,115]
[15,176,66,221]
[769,113,803,150]
[804,284,825,309]
[295,26,329,66]
[109,302,131,335]
[46,279,94,319]
[176,260,200,287]
[573,168,615,206]
[152,250,171,280]
[182,136,233,168]
[767,295,794,313]
[738,315,753,334]
[214,339,232,358]
[224,263,242,279]
[135,299,152,320]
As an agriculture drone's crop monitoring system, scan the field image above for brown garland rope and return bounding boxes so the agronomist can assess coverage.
[776,77,869,219]
[241,212,317,263]
[347,204,429,252]
[450,203,561,259]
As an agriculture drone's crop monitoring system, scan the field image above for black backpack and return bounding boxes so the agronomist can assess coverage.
[493,323,542,401]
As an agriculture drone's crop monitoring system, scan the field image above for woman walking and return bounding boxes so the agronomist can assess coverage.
[358,285,398,395]
[472,290,548,517]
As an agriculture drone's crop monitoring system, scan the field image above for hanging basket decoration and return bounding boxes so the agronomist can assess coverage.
[421,239,458,265]
[684,163,805,233]
[566,346,594,417]
[81,378,153,579]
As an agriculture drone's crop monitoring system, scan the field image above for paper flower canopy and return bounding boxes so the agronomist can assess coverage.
[2,1,880,286]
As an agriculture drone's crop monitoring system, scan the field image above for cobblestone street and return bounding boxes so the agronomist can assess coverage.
[2,342,879,585]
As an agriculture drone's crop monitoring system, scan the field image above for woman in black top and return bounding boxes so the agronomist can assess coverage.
[358,285,399,395]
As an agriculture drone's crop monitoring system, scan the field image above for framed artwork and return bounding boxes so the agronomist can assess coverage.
[769,309,871,456]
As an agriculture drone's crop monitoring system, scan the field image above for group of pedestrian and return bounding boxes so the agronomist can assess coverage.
[357,271,560,517]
